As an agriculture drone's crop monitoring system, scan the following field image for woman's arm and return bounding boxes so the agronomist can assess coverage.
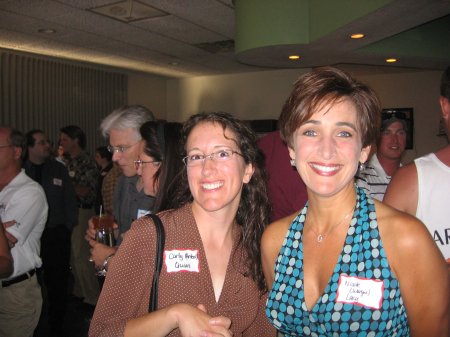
[378,204,449,337]
[125,303,231,337]
[89,217,232,337]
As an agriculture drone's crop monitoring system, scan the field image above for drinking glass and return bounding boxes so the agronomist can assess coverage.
[92,214,115,247]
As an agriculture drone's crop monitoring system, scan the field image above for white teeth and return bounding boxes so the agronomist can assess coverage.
[310,164,338,172]
[202,182,223,190]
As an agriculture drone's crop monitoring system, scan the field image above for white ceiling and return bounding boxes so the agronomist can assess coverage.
[0,0,449,78]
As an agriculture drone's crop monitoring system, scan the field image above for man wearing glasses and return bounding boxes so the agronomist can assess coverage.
[87,105,155,275]
[356,112,407,201]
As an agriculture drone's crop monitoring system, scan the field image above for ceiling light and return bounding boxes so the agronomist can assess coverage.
[385,58,398,63]
[350,33,365,39]
[38,28,56,34]
[288,55,300,60]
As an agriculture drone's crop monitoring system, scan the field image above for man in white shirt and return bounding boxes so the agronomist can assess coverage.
[356,115,407,201]
[385,66,450,264]
[0,127,48,337]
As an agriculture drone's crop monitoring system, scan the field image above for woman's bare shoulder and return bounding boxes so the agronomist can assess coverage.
[375,200,429,243]
[264,213,296,238]
[374,200,442,269]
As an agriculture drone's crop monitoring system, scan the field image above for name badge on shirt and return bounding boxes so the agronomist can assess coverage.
[53,178,62,186]
[164,249,200,273]
[137,209,151,219]
[336,275,384,309]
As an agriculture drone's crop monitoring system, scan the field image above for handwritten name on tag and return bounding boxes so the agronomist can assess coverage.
[164,249,200,273]
[336,275,384,309]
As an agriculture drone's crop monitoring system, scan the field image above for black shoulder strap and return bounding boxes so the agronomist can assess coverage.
[146,213,165,312]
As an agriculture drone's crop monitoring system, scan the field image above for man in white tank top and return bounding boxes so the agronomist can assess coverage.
[384,66,450,265]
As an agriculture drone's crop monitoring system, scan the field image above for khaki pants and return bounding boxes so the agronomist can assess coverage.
[71,207,99,305]
[0,274,42,337]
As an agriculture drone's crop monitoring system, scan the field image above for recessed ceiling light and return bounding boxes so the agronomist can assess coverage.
[350,33,365,39]
[288,55,300,60]
[38,28,56,34]
[385,58,398,63]
[169,62,179,66]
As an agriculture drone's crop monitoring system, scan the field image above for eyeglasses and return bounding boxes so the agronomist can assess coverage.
[183,149,242,167]
[107,141,140,154]
[134,159,160,170]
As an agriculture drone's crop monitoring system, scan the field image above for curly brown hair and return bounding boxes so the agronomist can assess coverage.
[173,112,271,291]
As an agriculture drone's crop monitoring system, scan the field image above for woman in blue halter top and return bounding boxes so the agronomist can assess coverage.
[261,67,449,336]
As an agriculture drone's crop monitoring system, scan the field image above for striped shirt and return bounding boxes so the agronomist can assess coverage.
[355,154,393,201]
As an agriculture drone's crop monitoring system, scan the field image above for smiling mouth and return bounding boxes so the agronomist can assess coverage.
[309,163,341,174]
[202,181,224,190]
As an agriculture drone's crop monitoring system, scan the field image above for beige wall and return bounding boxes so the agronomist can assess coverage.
[127,73,167,120]
[356,70,447,163]
[129,67,448,163]
[165,69,308,122]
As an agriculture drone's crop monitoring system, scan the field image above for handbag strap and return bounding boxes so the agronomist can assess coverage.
[146,213,166,312]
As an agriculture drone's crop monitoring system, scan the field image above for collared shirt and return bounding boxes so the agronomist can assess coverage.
[112,175,154,245]
[24,158,78,230]
[66,151,98,206]
[0,170,48,279]
[101,165,121,215]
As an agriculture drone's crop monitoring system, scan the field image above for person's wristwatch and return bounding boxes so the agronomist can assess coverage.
[102,253,115,273]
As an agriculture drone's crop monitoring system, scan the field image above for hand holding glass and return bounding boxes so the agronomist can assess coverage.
[92,214,115,247]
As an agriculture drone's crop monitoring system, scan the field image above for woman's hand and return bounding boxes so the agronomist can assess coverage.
[170,303,232,337]
[197,304,232,337]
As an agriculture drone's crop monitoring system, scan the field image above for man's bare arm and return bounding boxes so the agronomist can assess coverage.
[384,163,418,216]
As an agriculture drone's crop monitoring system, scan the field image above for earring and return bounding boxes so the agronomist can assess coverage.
[359,162,366,171]
[290,159,296,167]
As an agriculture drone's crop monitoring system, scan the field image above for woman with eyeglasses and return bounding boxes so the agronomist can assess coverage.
[89,112,276,337]
[86,121,184,276]
[135,121,184,213]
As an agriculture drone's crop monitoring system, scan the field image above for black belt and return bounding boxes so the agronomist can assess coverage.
[78,203,93,209]
[2,269,36,288]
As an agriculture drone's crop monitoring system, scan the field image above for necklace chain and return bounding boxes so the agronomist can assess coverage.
[307,206,355,243]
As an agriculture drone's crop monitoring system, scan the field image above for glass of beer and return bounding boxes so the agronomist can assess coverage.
[92,213,115,247]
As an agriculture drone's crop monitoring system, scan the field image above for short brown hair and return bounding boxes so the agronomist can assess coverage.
[279,67,381,149]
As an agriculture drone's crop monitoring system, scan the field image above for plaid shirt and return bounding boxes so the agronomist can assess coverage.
[66,151,98,206]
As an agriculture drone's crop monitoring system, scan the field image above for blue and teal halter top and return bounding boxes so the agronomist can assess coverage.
[266,187,410,336]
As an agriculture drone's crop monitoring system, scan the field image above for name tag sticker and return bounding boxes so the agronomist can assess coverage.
[164,249,200,273]
[53,178,62,186]
[336,275,384,309]
[137,209,150,219]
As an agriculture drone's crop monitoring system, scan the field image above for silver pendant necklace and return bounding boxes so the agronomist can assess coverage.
[308,206,355,243]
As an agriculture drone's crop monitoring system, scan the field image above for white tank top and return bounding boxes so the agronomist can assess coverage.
[415,153,450,259]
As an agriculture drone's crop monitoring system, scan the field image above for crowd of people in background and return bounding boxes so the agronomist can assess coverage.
[0,65,448,337]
